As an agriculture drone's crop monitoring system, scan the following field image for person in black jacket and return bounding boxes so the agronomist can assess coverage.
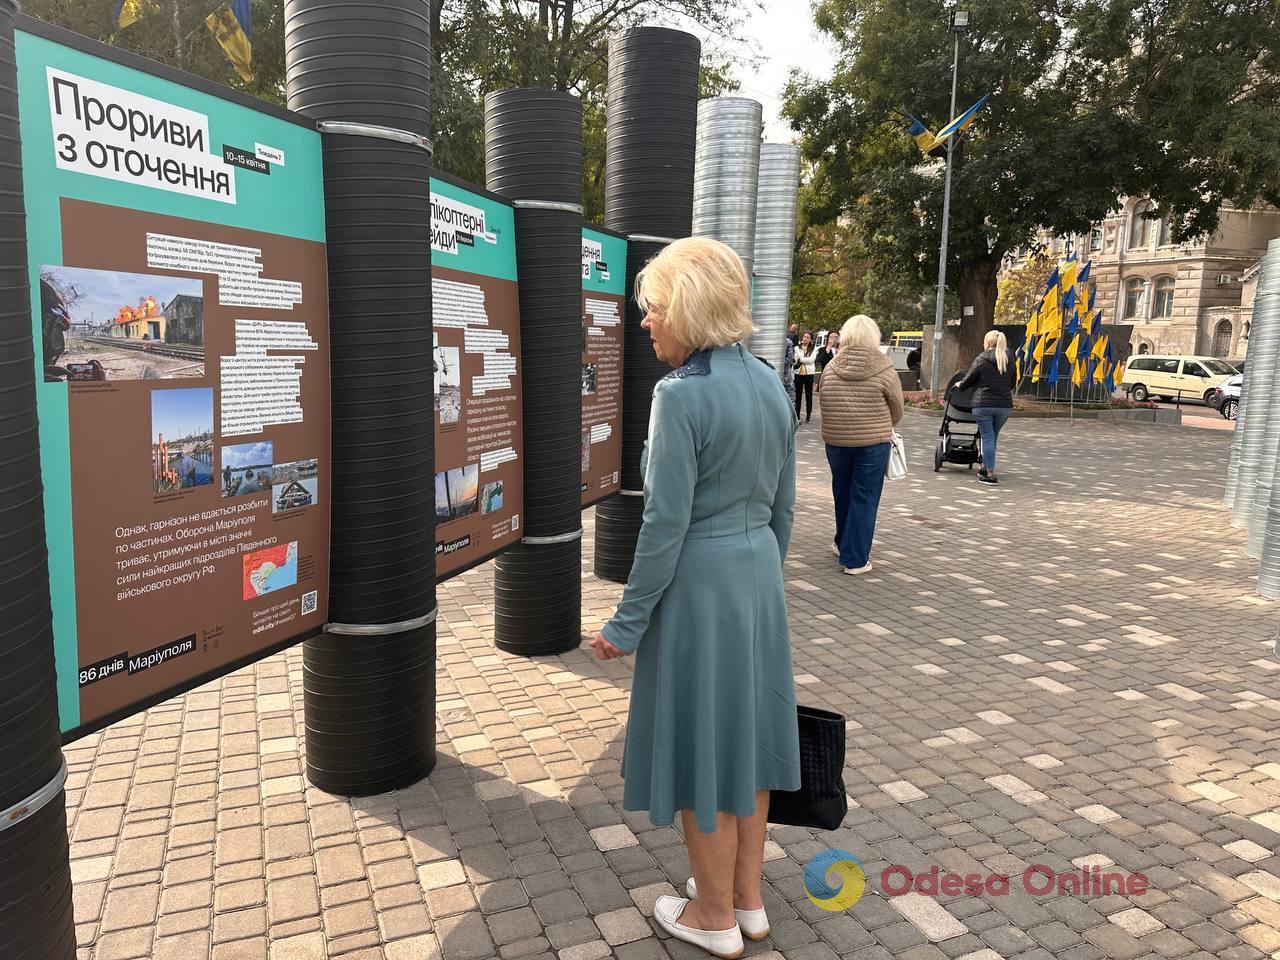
[954,330,1015,485]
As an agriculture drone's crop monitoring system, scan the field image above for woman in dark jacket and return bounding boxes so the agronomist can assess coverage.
[955,330,1015,485]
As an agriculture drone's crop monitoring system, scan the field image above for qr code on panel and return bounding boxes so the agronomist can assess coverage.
[301,590,318,616]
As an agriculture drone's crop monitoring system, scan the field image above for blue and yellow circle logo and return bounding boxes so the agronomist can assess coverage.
[804,849,865,911]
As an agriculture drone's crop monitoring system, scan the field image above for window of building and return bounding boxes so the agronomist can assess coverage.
[1090,227,1103,251]
[1124,277,1147,319]
[1157,216,1173,246]
[1128,201,1154,250]
[1152,276,1175,318]
[1138,342,1151,355]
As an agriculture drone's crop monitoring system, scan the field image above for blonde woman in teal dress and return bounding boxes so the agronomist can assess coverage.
[590,237,801,959]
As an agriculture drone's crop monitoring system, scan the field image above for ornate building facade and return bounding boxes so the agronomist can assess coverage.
[1007,200,1280,362]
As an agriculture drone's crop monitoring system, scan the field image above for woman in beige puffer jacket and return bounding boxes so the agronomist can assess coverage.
[818,315,903,575]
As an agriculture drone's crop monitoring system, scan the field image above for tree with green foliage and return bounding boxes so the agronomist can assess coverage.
[25,1,288,103]
[791,214,953,339]
[784,0,1280,362]
[993,252,1055,327]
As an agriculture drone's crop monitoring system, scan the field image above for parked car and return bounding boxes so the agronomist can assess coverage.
[1121,354,1240,403]
[1209,374,1242,421]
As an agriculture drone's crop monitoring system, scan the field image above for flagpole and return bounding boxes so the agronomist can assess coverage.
[928,20,963,397]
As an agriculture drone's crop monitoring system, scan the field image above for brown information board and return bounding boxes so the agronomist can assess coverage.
[17,21,331,739]
[581,226,625,506]
[431,174,524,578]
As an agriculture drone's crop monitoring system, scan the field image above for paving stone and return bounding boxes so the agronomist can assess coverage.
[436,911,497,960]
[596,906,652,945]
[67,416,1280,960]
[485,906,543,946]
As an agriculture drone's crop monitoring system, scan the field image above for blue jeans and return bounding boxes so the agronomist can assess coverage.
[826,442,891,568]
[972,407,1012,473]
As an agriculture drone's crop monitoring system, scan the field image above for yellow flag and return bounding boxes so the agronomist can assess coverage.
[114,0,160,30]
[1066,333,1080,364]
[1060,259,1078,293]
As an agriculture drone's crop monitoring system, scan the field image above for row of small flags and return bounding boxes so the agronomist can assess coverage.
[1015,257,1117,392]
[115,0,252,82]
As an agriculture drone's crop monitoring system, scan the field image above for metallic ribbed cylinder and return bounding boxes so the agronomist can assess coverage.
[750,143,801,371]
[692,97,763,273]
[1247,242,1280,553]
[1225,374,1248,508]
[1232,241,1280,533]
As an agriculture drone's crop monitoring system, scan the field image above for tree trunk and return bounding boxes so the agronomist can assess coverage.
[957,256,999,364]
[430,0,444,53]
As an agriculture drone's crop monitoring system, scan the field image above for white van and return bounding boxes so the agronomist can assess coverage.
[1121,355,1239,403]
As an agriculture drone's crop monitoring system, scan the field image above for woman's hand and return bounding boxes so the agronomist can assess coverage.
[590,632,628,660]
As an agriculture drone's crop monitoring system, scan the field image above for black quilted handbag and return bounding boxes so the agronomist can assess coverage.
[770,705,848,831]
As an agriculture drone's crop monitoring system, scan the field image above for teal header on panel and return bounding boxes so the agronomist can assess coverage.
[582,227,626,296]
[430,177,517,281]
[17,31,325,244]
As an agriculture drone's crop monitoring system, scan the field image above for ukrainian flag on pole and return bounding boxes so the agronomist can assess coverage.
[206,0,253,83]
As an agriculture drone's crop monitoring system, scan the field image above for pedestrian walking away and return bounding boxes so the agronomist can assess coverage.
[818,314,903,575]
[794,331,818,422]
[955,330,1015,485]
[590,236,801,960]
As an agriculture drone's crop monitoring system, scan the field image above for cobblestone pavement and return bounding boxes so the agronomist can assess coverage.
[63,411,1280,960]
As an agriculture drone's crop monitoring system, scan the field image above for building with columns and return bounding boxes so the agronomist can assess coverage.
[1006,200,1280,363]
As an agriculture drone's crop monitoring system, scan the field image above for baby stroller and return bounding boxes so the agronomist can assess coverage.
[933,371,982,472]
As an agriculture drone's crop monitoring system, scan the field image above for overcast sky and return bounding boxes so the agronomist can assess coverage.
[733,0,838,142]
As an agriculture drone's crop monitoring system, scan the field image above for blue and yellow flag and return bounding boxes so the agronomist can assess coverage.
[114,0,155,30]
[1062,287,1079,336]
[934,94,991,147]
[206,0,253,82]
[900,94,990,158]
[902,111,944,156]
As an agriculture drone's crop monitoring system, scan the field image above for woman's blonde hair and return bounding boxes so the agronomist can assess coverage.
[838,314,882,351]
[985,330,1009,374]
[635,237,755,351]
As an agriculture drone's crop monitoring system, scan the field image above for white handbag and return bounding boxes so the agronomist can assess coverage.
[886,431,908,480]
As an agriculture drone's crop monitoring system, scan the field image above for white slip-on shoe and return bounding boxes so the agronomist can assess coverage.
[831,541,840,557]
[653,895,744,959]
[842,562,873,575]
[685,877,770,940]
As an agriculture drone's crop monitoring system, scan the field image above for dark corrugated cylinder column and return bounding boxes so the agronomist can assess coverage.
[0,3,75,956]
[594,27,701,583]
[485,89,584,655]
[284,0,437,795]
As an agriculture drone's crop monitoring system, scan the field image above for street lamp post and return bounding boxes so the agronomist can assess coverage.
[929,9,969,397]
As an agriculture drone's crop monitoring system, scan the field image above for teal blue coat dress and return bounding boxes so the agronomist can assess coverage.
[601,343,802,834]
